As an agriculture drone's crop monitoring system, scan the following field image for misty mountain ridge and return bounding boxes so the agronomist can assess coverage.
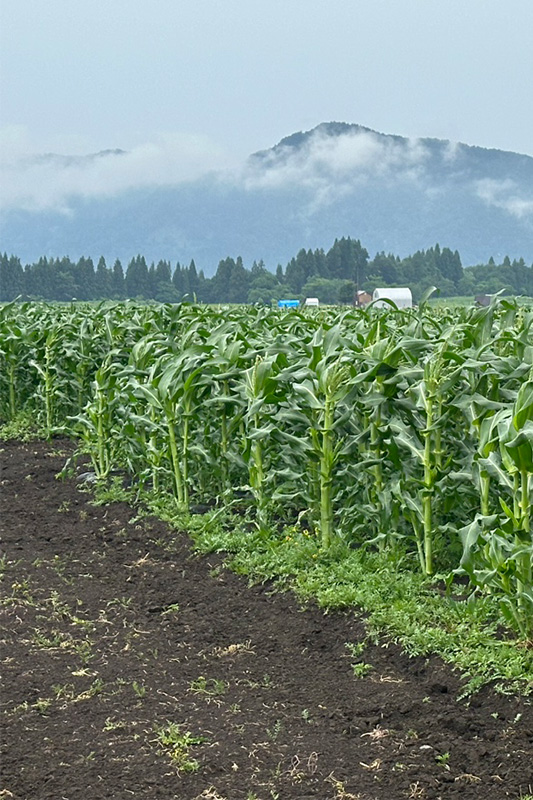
[1,122,532,271]
[25,149,127,169]
[250,122,533,184]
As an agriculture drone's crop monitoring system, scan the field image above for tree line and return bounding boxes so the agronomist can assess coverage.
[1,237,532,303]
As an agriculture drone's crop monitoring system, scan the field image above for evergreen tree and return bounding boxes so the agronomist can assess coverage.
[196,269,208,302]
[155,260,172,284]
[211,257,236,302]
[147,262,158,299]
[26,257,51,298]
[125,255,149,298]
[188,259,199,298]
[436,247,463,287]
[95,256,111,298]
[152,260,175,302]
[325,240,342,279]
[111,259,125,298]
[172,263,184,295]
[227,256,251,303]
[181,266,191,298]
[326,237,369,283]
[509,258,533,296]
[314,248,328,278]
[285,252,307,293]
[370,252,399,285]
[75,257,95,300]
[48,257,77,300]
[0,253,24,301]
[248,267,279,303]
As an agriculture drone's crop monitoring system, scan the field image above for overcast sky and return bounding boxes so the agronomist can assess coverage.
[1,0,532,166]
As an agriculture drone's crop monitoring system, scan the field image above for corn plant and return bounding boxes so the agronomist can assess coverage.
[458,376,533,638]
[70,356,122,478]
[289,324,359,547]
[0,302,36,421]
[241,355,284,532]
[3,297,533,640]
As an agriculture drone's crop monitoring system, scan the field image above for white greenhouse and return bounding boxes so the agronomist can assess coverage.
[372,287,413,309]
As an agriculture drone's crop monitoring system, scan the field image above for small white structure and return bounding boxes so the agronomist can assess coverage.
[304,297,319,307]
[372,287,412,309]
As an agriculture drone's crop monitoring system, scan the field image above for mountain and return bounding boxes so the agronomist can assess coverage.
[1,123,532,271]
[28,149,127,168]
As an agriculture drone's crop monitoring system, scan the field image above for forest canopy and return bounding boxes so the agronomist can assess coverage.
[1,237,532,304]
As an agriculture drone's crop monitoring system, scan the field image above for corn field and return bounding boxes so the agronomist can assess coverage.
[1,298,533,638]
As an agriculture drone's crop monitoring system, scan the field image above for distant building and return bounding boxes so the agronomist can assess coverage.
[355,290,372,307]
[475,294,492,307]
[372,287,413,309]
[304,297,319,307]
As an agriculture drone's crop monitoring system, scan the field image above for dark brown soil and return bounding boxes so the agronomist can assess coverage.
[1,440,532,800]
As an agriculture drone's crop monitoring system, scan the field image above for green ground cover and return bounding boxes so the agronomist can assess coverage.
[2,297,533,693]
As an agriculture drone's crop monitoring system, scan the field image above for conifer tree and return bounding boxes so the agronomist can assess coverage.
[188,259,199,297]
[112,259,125,298]
[0,254,24,301]
[125,255,149,298]
[95,256,111,298]
[172,263,184,294]
[75,257,96,300]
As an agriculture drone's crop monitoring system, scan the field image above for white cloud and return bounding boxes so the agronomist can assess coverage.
[475,178,533,220]
[3,124,531,228]
[0,125,437,219]
[0,127,231,212]
[442,140,462,162]
[239,128,431,216]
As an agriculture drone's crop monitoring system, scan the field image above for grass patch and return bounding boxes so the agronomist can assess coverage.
[0,411,47,441]
[88,481,533,697]
[139,492,533,698]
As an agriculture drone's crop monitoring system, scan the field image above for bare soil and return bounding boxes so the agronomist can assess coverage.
[1,439,532,800]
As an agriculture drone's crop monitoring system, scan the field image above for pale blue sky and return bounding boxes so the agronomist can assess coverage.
[1,0,532,162]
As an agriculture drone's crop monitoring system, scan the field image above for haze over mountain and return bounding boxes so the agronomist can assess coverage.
[1,122,532,271]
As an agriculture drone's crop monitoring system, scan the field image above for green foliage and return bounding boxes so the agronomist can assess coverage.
[3,236,533,305]
[0,410,45,441]
[152,722,206,772]
[2,297,533,654]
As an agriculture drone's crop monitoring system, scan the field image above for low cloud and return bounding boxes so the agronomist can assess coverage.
[475,178,533,221]
[3,124,532,227]
[0,127,231,212]
[442,140,462,162]
[0,124,432,215]
[241,128,431,197]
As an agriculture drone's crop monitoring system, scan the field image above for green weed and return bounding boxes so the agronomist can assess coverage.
[153,722,206,772]
[189,676,227,699]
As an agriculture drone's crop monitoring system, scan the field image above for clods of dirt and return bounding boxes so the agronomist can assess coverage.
[0,439,532,800]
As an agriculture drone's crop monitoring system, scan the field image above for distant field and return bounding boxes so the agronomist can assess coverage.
[429,295,533,308]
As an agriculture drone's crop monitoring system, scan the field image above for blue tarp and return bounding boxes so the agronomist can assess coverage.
[278,299,300,308]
